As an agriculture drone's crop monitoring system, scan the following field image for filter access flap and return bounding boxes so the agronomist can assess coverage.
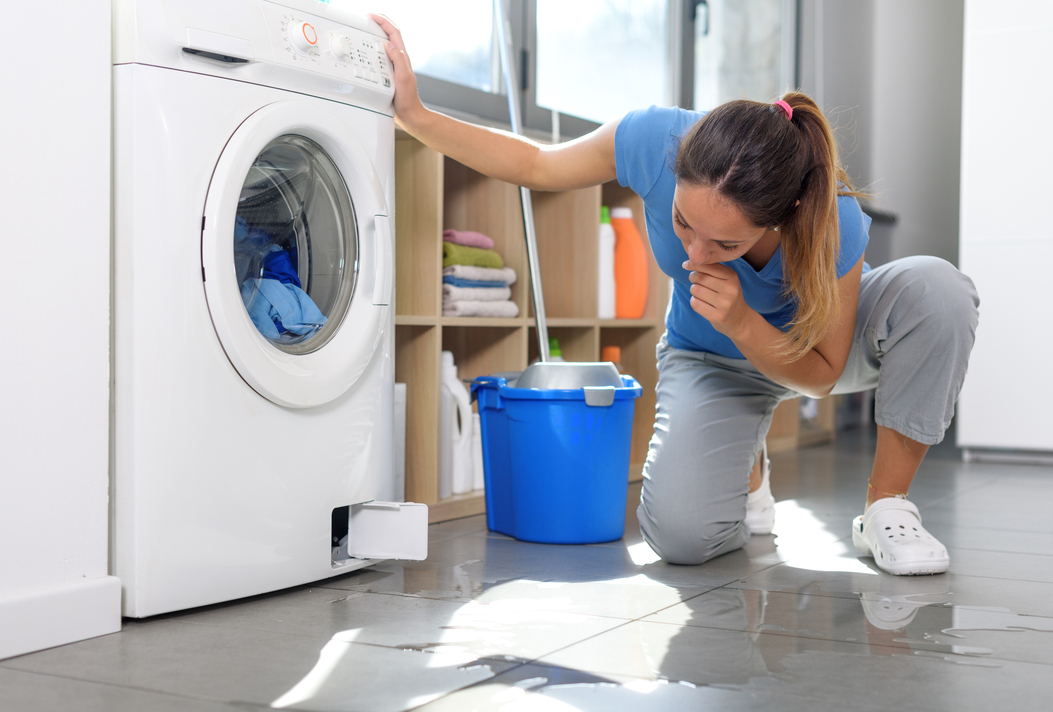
[347,501,428,560]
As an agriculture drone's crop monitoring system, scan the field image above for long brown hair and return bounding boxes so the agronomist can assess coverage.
[675,91,861,361]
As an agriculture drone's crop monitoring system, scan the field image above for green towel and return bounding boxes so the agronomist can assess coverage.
[442,242,504,269]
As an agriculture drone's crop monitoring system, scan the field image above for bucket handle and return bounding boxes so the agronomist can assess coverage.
[583,386,616,407]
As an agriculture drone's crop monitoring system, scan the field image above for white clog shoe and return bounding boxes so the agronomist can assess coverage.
[852,497,949,575]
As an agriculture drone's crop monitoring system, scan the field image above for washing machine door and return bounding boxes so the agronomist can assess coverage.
[202,101,392,408]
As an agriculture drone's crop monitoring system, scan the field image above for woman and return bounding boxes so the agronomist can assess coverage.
[372,15,979,575]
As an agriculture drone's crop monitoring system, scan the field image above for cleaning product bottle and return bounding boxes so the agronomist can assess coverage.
[601,345,624,374]
[610,207,649,319]
[598,206,616,319]
[441,351,474,495]
[548,337,566,362]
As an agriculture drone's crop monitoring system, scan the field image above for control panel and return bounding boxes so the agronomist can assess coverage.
[262,1,394,95]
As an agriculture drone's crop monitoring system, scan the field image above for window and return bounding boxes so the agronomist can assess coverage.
[535,0,671,124]
[692,0,798,109]
[368,0,497,93]
[371,1,796,138]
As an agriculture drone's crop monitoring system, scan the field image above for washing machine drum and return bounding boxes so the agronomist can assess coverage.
[202,102,390,409]
[235,135,356,354]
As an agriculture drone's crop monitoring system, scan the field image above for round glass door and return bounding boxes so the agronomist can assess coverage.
[202,100,389,408]
[235,135,357,354]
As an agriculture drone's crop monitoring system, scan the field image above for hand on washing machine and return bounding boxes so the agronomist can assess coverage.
[368,14,425,130]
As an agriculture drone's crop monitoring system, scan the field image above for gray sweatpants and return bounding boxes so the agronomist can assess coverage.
[637,256,980,565]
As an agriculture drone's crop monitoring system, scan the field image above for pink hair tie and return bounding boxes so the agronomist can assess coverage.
[773,100,793,120]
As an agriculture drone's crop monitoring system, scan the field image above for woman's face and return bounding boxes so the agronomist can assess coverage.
[672,183,769,266]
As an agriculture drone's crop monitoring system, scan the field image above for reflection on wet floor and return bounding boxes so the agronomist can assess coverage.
[5,428,1053,711]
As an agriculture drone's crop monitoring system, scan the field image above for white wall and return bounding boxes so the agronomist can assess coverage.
[798,0,964,266]
[871,0,964,265]
[956,0,1053,453]
[0,0,121,659]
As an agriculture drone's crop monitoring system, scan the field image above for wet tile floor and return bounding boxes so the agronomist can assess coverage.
[5,426,1053,711]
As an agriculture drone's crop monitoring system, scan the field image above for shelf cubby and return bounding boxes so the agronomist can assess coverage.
[394,132,672,520]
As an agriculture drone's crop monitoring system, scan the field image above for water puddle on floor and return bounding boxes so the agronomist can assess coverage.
[487,677,711,710]
[855,593,1053,664]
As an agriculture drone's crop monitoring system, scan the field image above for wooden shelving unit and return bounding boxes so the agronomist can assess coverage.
[394,132,668,523]
[394,132,837,523]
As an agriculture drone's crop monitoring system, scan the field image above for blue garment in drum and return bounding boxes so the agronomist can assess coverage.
[234,216,273,250]
[262,249,301,288]
[241,278,326,339]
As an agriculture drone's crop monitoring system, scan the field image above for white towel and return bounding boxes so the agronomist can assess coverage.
[442,265,518,285]
[442,300,520,318]
[442,284,513,303]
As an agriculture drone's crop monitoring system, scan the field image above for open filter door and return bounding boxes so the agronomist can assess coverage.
[347,502,429,561]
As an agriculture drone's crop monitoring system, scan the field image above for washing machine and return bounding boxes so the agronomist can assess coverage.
[112,0,426,618]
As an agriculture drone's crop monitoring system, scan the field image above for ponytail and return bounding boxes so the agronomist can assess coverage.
[675,91,862,361]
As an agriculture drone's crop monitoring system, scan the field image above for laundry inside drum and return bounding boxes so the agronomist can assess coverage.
[234,134,359,354]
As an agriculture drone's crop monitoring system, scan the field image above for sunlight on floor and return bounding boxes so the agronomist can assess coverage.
[774,499,878,575]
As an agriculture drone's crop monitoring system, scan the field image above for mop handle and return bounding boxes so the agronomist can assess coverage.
[494,0,550,362]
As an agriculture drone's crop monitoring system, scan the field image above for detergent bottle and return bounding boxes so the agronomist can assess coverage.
[441,351,474,495]
[598,206,616,319]
[610,207,649,319]
[601,345,624,374]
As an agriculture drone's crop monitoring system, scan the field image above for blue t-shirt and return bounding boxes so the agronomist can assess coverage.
[614,105,871,358]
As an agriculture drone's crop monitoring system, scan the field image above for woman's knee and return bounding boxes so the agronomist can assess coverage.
[885,256,979,340]
[638,500,749,565]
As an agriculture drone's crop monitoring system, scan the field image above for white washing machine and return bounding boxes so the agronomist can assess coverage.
[112,0,426,618]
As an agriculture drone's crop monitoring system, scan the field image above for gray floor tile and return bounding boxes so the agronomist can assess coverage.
[2,618,516,712]
[922,489,1053,533]
[535,619,1053,712]
[168,586,627,661]
[412,661,836,712]
[6,424,1053,712]
[920,521,1053,555]
[942,547,1053,583]
[0,667,262,712]
[425,515,490,544]
[319,532,775,608]
[728,562,1053,618]
[643,586,1053,666]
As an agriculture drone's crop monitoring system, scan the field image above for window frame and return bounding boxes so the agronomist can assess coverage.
[412,1,797,141]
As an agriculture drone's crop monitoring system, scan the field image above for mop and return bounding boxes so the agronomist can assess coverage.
[493,0,622,391]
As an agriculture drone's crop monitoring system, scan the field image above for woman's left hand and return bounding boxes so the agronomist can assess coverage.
[684,261,755,339]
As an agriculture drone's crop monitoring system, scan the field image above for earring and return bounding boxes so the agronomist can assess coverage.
[772,225,780,232]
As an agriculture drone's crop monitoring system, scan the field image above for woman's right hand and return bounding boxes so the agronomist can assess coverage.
[368,13,426,130]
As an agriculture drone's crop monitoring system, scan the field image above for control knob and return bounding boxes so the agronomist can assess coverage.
[330,35,353,62]
[289,21,318,55]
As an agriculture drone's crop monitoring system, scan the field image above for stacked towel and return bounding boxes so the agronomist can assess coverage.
[443,229,495,249]
[443,300,519,318]
[443,284,512,303]
[441,237,519,317]
[442,242,504,269]
[443,265,518,285]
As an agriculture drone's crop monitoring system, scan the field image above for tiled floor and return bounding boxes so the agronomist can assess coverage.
[5,426,1053,711]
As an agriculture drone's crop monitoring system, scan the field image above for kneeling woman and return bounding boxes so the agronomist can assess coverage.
[373,15,979,576]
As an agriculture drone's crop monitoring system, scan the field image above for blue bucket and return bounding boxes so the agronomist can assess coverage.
[471,373,642,544]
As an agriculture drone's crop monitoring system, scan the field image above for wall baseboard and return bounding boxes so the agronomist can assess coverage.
[0,576,121,660]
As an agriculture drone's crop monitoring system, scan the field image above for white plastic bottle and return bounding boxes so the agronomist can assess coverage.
[441,351,474,495]
[598,205,616,319]
[471,412,485,492]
